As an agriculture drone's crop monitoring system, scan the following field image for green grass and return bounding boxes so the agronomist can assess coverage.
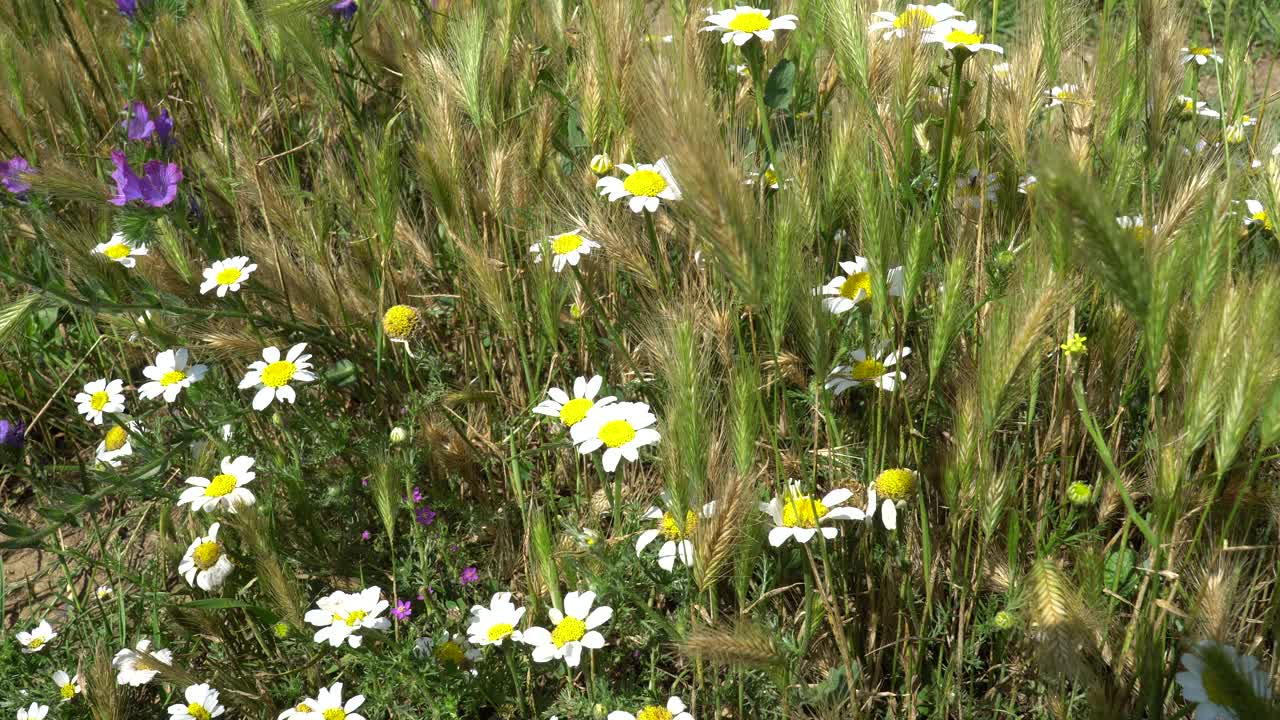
[1,0,1279,719]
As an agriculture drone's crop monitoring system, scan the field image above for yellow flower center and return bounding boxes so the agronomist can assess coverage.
[192,541,221,570]
[559,397,594,426]
[160,370,186,387]
[874,468,916,500]
[215,267,242,285]
[850,358,887,380]
[1252,211,1273,231]
[60,683,76,700]
[90,391,110,411]
[598,419,637,448]
[260,361,296,388]
[187,703,211,720]
[434,640,467,665]
[763,168,778,187]
[552,233,585,255]
[781,494,828,528]
[893,8,935,29]
[322,709,346,720]
[1054,89,1081,104]
[839,272,872,301]
[623,169,668,197]
[660,510,698,541]
[636,707,674,720]
[1190,47,1213,56]
[104,243,131,260]
[382,305,419,339]
[338,609,367,627]
[551,616,587,647]
[727,11,771,33]
[944,28,984,45]
[487,623,515,642]
[294,704,312,714]
[104,425,129,451]
[133,658,154,672]
[27,637,45,649]
[205,473,237,497]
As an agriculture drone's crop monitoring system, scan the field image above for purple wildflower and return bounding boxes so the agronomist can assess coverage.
[155,109,175,146]
[361,478,369,486]
[360,530,372,541]
[109,150,181,207]
[391,599,412,621]
[414,505,437,527]
[117,0,138,17]
[124,102,154,141]
[411,486,424,503]
[0,420,24,450]
[0,156,33,195]
[331,0,357,20]
[459,567,480,585]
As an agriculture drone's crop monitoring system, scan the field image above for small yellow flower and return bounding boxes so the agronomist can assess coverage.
[1060,333,1087,356]
[382,305,420,343]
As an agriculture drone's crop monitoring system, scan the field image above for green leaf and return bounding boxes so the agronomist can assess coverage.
[764,59,796,110]
[1104,547,1138,597]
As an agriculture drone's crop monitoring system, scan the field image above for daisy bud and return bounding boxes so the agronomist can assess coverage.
[390,426,409,445]
[1066,481,1092,506]
[273,622,290,638]
[993,610,1016,630]
[589,153,612,175]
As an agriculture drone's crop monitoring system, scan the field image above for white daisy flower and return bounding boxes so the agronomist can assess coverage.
[200,256,257,297]
[415,630,482,669]
[95,422,138,468]
[608,696,695,720]
[818,257,906,314]
[1175,640,1273,720]
[16,704,48,720]
[521,590,612,668]
[1116,215,1152,240]
[112,639,173,686]
[569,401,661,473]
[74,378,126,425]
[466,592,527,647]
[865,468,918,530]
[179,455,257,513]
[1045,84,1083,108]
[1177,96,1220,119]
[94,232,148,268]
[954,168,999,208]
[308,682,366,720]
[1243,199,1274,232]
[1224,115,1257,145]
[238,343,316,411]
[51,670,82,702]
[868,3,964,40]
[745,163,781,190]
[167,683,225,720]
[596,159,682,213]
[1180,46,1222,66]
[761,480,865,546]
[178,522,234,591]
[97,585,114,600]
[635,498,717,572]
[532,375,616,428]
[702,6,798,46]
[1017,174,1038,194]
[16,620,56,653]
[825,344,910,394]
[304,586,391,648]
[923,19,1003,55]
[277,701,316,720]
[138,348,207,403]
[530,229,602,272]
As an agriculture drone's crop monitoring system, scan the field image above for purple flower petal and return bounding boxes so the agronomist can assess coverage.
[155,109,175,146]
[0,156,33,195]
[124,102,154,141]
[109,150,142,206]
[139,160,181,207]
[331,0,357,20]
[117,0,138,18]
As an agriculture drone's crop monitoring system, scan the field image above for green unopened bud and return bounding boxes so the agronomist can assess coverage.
[1066,481,1092,506]
[569,302,585,320]
[273,622,290,638]
[390,426,409,445]
[589,153,612,175]
[593,703,607,719]
[993,610,1015,630]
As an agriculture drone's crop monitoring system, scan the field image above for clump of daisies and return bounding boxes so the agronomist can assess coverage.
[533,375,615,428]
[522,590,612,667]
[761,480,866,546]
[305,586,391,648]
[570,401,660,473]
[239,343,315,410]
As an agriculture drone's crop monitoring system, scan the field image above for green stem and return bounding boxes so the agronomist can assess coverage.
[935,53,969,214]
